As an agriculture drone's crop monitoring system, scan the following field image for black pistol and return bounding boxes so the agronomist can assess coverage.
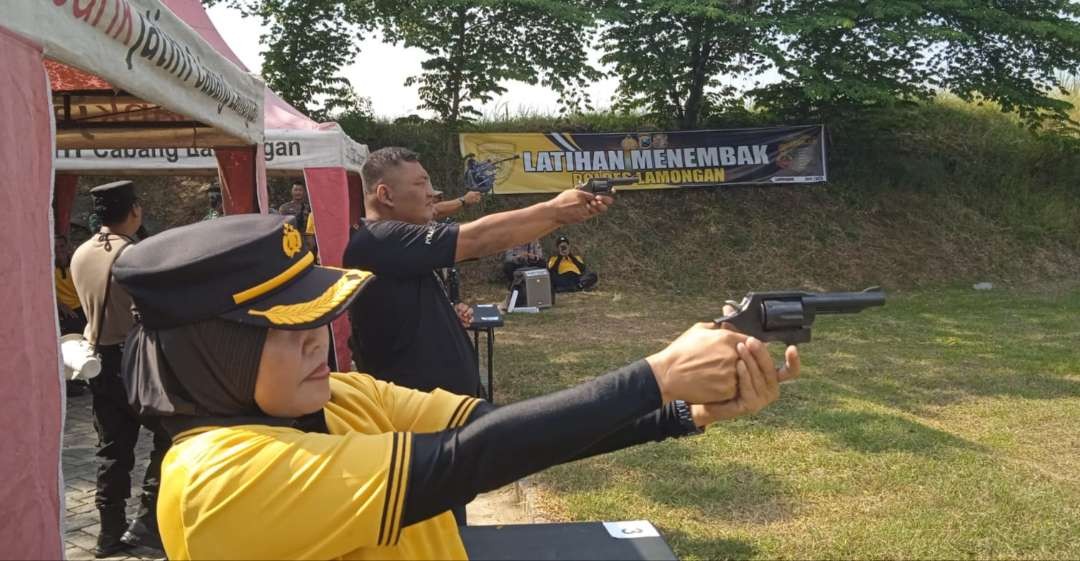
[578,175,639,195]
[714,287,885,345]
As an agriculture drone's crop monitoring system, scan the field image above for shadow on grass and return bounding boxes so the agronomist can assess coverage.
[659,527,758,561]
[554,440,798,525]
[766,405,983,455]
[825,363,1080,415]
[801,289,1080,415]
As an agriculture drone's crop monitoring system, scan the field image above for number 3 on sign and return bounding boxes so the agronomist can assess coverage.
[603,520,661,539]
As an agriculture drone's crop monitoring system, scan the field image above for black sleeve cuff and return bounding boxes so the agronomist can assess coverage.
[401,359,661,526]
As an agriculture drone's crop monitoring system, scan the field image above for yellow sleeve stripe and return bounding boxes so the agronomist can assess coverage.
[377,433,403,546]
[446,397,480,429]
[378,433,412,546]
[445,398,470,429]
[458,398,482,427]
[391,435,412,544]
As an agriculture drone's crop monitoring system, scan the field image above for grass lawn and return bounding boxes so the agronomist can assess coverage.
[472,283,1080,560]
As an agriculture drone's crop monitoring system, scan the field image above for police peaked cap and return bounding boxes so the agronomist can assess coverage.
[90,180,137,204]
[113,214,373,330]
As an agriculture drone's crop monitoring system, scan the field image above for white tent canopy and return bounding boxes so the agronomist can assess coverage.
[5,0,265,147]
[52,0,367,174]
[48,0,368,370]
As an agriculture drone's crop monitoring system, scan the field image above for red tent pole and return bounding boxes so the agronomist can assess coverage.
[215,146,261,214]
[304,167,352,369]
[347,172,364,227]
[53,173,79,237]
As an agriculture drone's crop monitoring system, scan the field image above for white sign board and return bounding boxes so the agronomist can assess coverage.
[55,127,368,173]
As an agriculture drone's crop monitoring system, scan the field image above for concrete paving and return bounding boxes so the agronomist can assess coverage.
[63,387,163,561]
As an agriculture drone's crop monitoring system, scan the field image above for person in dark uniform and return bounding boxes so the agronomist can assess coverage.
[202,184,223,221]
[278,180,310,226]
[344,147,612,399]
[113,213,801,560]
[70,181,170,556]
[344,146,615,527]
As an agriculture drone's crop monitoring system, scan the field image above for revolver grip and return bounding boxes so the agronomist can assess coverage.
[713,314,811,345]
[759,329,812,345]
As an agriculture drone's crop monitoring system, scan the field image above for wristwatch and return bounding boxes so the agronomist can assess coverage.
[673,400,705,436]
[458,196,467,208]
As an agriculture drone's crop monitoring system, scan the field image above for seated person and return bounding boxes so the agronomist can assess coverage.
[547,235,597,292]
[501,240,544,283]
[114,214,800,560]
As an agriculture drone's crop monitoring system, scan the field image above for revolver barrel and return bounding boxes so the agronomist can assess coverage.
[717,288,886,345]
[804,289,886,314]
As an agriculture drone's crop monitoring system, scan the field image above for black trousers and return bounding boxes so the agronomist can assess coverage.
[88,345,171,515]
[59,306,88,336]
[553,271,598,293]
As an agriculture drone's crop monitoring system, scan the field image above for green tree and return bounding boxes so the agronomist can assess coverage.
[203,0,373,121]
[596,0,765,129]
[753,1,1080,127]
[373,0,600,124]
[596,0,1080,129]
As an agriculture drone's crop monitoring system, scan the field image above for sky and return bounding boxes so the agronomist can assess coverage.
[205,5,623,119]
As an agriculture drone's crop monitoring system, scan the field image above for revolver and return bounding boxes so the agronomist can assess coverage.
[577,175,639,195]
[714,287,885,345]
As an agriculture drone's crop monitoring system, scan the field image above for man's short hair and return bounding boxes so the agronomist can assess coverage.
[361,147,420,194]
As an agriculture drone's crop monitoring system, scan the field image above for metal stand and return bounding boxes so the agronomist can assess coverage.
[470,326,496,402]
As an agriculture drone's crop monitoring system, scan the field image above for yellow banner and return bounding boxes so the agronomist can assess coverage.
[459,127,827,194]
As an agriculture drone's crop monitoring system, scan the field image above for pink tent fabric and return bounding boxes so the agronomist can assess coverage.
[0,27,63,560]
[303,167,353,366]
[3,4,269,556]
[164,0,319,131]
[166,0,358,367]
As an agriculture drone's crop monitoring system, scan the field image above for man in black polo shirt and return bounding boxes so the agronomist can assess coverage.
[344,147,612,398]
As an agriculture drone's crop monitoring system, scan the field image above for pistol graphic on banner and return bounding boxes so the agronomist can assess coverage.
[464,154,521,193]
[715,288,885,345]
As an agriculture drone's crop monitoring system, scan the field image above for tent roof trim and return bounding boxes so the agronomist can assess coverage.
[5,0,265,146]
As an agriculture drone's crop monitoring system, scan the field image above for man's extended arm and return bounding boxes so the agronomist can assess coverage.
[434,191,482,220]
[433,199,464,219]
[455,189,612,263]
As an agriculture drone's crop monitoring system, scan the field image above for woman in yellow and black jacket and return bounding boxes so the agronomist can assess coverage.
[113,214,801,560]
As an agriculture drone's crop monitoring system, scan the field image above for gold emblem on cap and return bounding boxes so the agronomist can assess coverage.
[282,223,303,258]
[248,270,372,325]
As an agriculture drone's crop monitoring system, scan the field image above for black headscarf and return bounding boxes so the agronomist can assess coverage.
[123,318,328,437]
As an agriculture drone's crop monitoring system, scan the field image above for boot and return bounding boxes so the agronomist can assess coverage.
[120,507,163,551]
[94,508,131,558]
